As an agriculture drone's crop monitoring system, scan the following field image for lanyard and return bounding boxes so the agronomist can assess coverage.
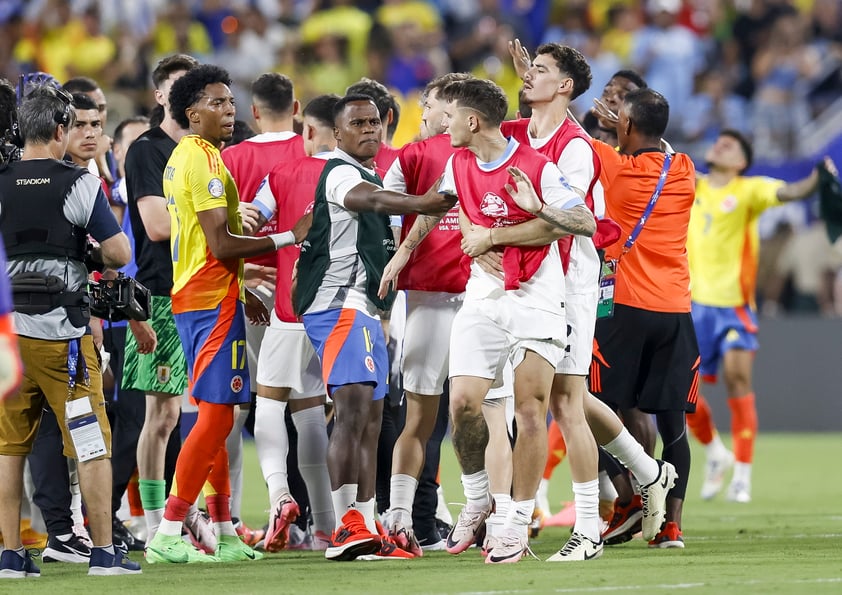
[621,152,673,256]
[67,338,89,391]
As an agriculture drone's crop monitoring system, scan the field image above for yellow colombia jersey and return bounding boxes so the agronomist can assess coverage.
[164,135,244,314]
[688,174,785,308]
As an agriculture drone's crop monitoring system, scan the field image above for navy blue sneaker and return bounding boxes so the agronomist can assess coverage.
[0,549,40,579]
[88,547,142,576]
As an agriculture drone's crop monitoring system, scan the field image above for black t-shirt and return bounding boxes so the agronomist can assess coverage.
[125,126,176,296]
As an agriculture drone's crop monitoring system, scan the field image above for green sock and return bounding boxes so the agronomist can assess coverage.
[138,479,167,511]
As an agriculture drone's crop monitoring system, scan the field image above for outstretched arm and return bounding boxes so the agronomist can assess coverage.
[777,157,838,202]
[377,212,446,298]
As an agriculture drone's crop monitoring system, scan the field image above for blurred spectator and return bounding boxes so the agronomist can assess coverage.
[299,0,373,81]
[731,0,797,99]
[151,2,213,61]
[67,4,115,82]
[750,11,821,160]
[470,23,522,119]
[541,3,590,49]
[681,70,750,163]
[446,0,529,73]
[195,0,236,51]
[376,0,445,96]
[764,219,842,316]
[570,31,622,121]
[631,0,702,132]
[600,3,642,66]
[14,0,85,83]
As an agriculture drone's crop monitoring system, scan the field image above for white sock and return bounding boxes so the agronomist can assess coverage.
[598,470,618,502]
[706,433,729,458]
[291,406,334,535]
[68,461,84,528]
[505,499,534,531]
[732,462,752,485]
[157,518,182,537]
[214,520,237,537]
[603,428,659,486]
[331,484,357,529]
[355,498,377,534]
[389,474,418,516]
[144,508,164,543]
[254,397,290,503]
[461,471,491,509]
[572,480,601,542]
[226,406,249,520]
[436,485,453,525]
[490,492,511,529]
[536,478,551,514]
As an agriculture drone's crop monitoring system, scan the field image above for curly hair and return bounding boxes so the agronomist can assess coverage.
[535,43,592,101]
[168,64,232,130]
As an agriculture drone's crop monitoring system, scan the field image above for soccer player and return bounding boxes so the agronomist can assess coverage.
[65,93,103,169]
[294,94,457,561]
[144,64,310,564]
[586,88,696,548]
[122,54,212,551]
[220,72,305,543]
[248,94,340,552]
[435,77,596,564]
[377,72,473,555]
[686,130,836,503]
[346,78,401,174]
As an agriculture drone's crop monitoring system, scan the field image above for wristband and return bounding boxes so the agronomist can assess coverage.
[269,231,295,249]
[535,201,545,215]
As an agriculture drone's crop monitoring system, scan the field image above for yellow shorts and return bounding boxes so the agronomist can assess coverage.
[0,334,111,459]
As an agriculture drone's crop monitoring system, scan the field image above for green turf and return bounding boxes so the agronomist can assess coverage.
[6,433,841,594]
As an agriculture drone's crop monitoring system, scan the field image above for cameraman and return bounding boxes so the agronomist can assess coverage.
[0,86,139,577]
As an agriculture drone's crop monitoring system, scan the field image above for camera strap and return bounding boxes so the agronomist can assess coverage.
[67,338,89,392]
[620,152,672,258]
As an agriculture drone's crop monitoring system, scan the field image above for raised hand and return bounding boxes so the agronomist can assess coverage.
[505,166,542,214]
[508,38,531,80]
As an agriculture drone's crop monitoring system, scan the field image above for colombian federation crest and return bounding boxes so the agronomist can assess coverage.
[231,375,244,393]
[364,356,375,373]
[156,365,171,385]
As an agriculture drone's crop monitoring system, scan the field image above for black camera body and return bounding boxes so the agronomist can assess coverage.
[89,273,151,322]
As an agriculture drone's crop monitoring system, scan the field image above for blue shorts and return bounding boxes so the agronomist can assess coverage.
[691,302,758,383]
[302,308,388,401]
[174,298,250,404]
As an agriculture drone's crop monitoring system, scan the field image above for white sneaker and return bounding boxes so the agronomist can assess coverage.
[639,460,678,541]
[484,527,528,564]
[725,480,751,503]
[184,507,217,554]
[546,531,603,562]
[701,448,735,500]
[445,504,490,555]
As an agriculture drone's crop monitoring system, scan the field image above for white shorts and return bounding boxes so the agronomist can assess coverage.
[449,296,566,387]
[401,290,463,395]
[556,291,598,376]
[256,312,325,399]
[245,285,274,382]
[485,359,513,401]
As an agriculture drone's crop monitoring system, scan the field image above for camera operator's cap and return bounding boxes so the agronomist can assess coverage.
[16,71,60,105]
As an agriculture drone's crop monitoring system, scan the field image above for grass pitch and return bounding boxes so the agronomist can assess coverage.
[6,433,841,595]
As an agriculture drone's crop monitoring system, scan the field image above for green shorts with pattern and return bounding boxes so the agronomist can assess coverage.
[122,295,188,395]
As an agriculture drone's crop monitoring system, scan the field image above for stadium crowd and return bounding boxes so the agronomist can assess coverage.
[0,0,841,580]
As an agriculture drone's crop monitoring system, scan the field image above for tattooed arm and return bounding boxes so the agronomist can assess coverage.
[377,212,446,298]
[506,165,596,237]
